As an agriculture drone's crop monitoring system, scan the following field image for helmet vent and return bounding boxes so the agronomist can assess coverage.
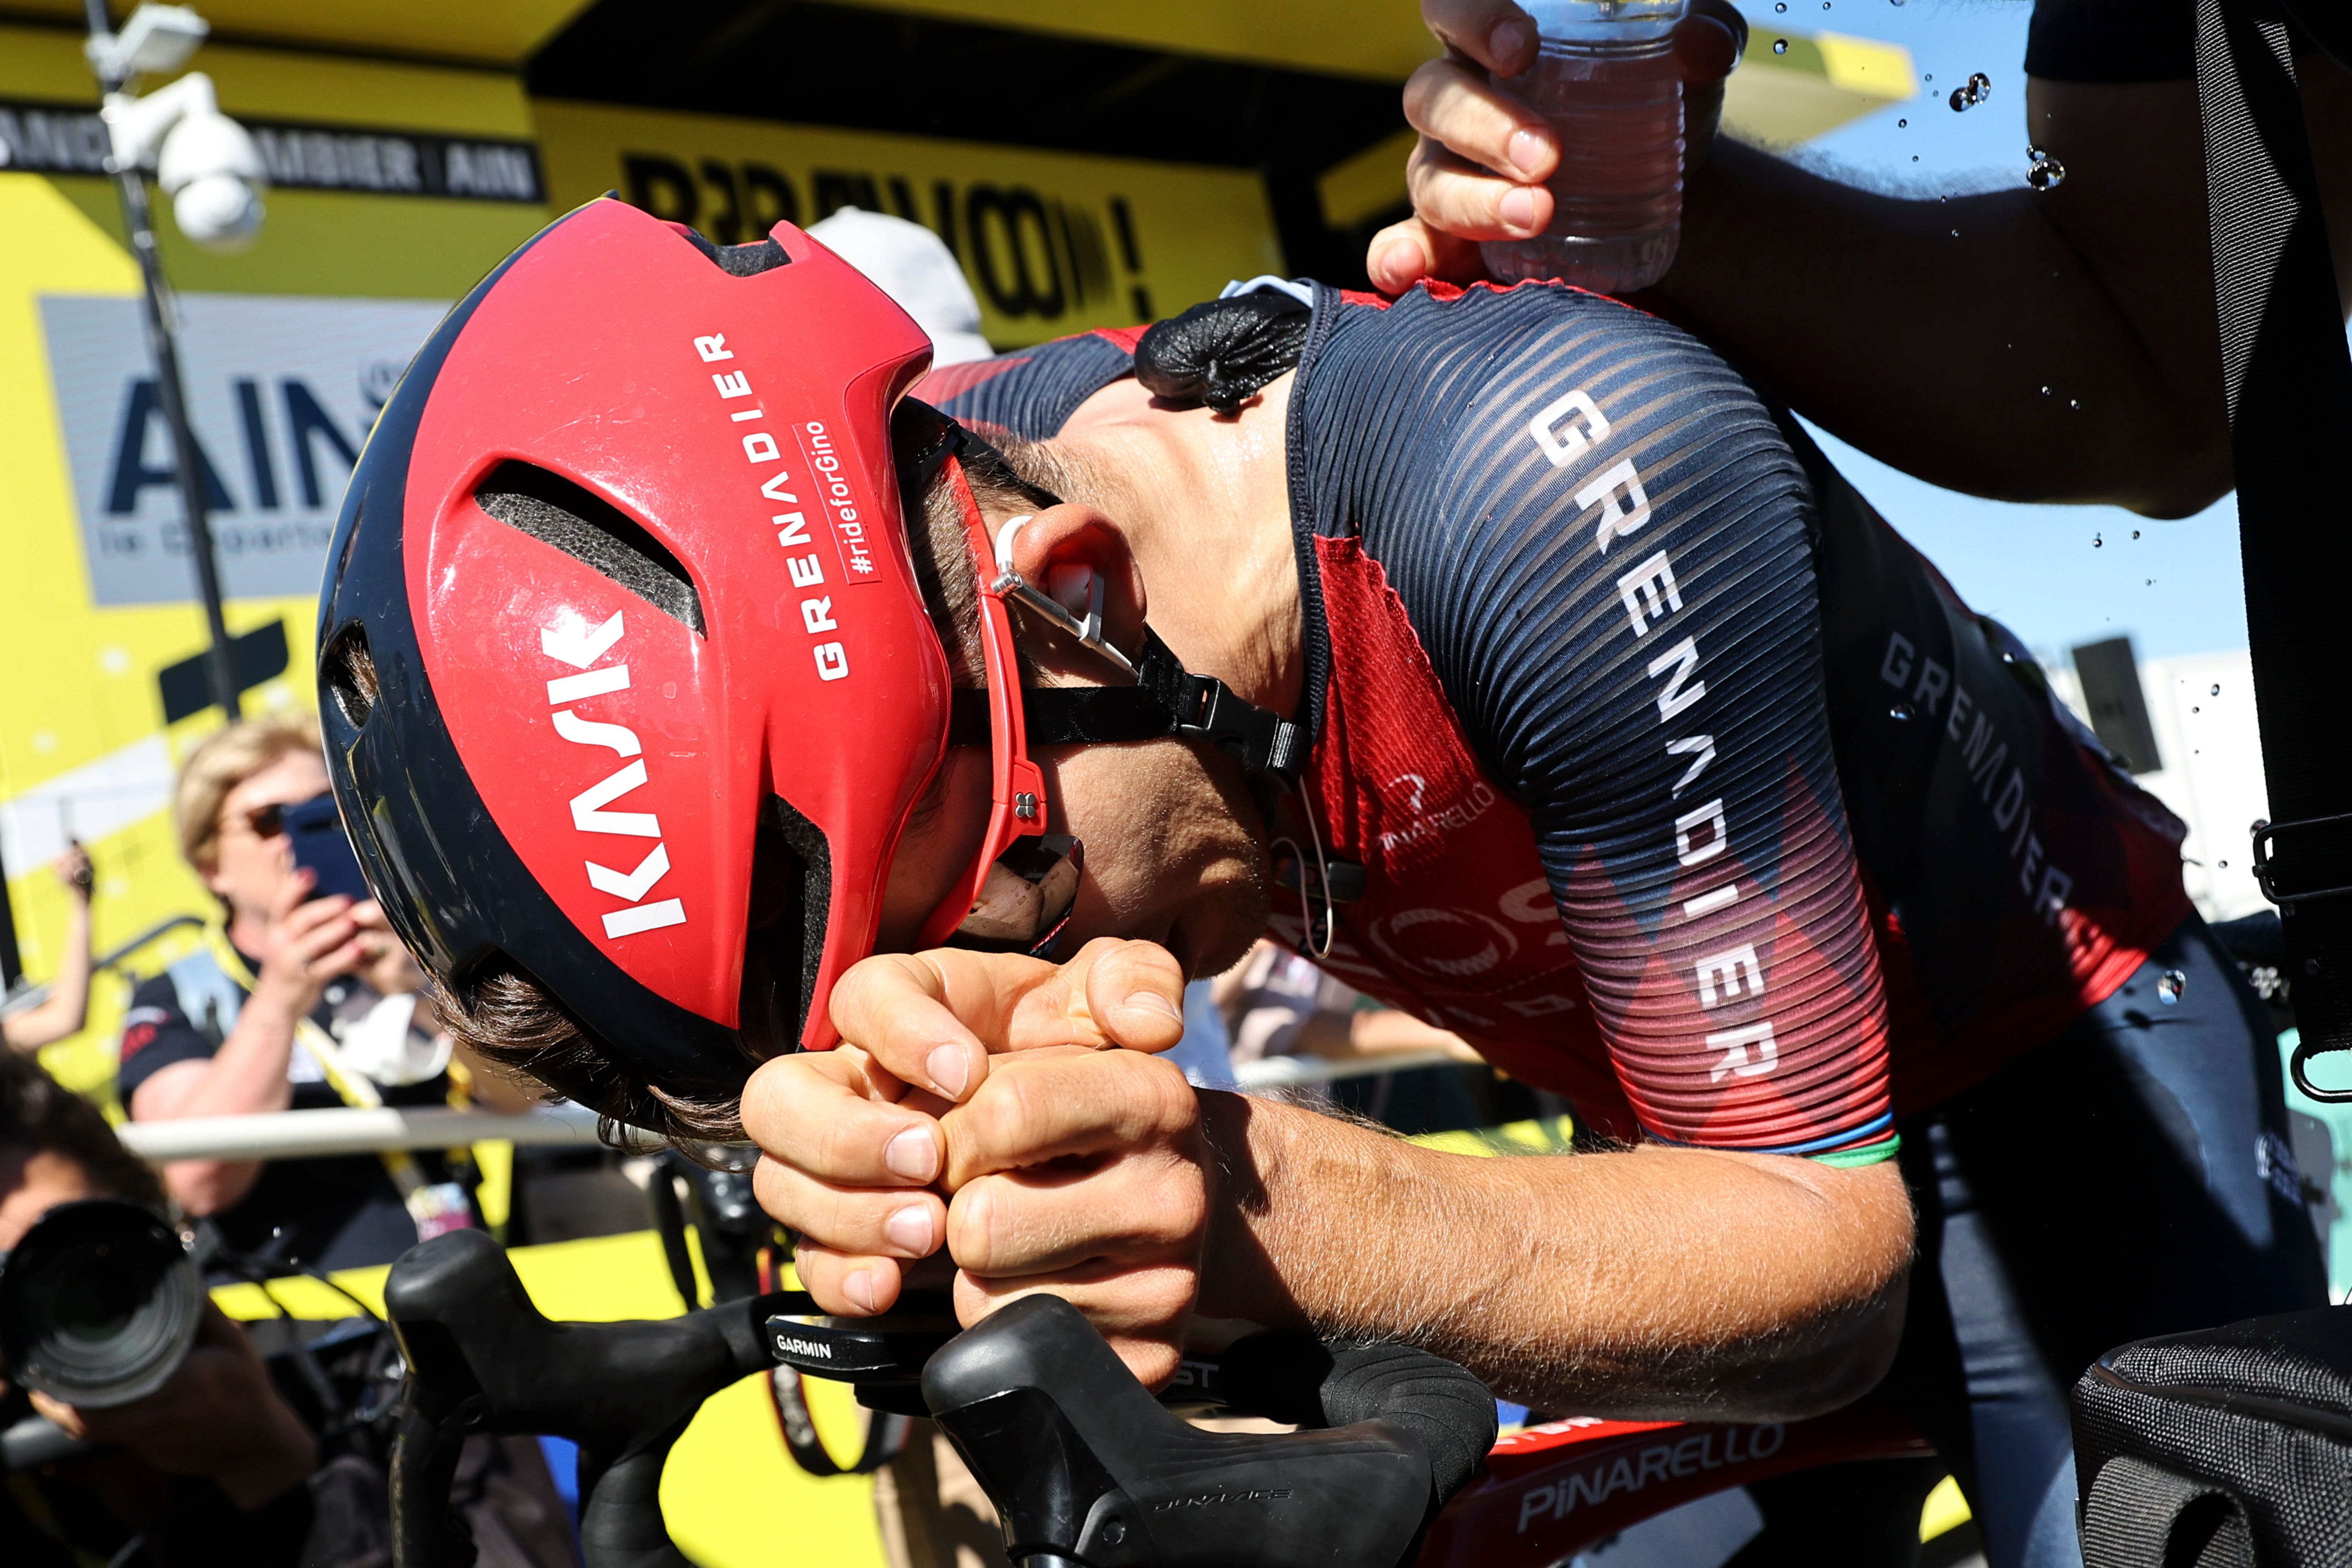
[740,797,832,1056]
[676,229,791,278]
[323,625,379,728]
[475,462,707,635]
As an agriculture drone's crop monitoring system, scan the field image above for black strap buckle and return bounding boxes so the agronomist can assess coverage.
[1173,670,1305,789]
[2250,811,2352,907]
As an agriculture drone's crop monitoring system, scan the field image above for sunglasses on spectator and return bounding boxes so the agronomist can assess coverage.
[235,800,302,839]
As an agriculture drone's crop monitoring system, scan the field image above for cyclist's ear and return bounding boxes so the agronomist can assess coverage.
[996,504,1149,662]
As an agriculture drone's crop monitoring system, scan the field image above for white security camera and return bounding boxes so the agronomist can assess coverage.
[86,4,210,83]
[103,71,267,252]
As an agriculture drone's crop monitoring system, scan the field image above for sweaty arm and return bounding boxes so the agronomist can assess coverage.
[1198,1103,1909,1419]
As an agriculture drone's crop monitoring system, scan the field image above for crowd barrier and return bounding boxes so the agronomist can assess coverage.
[109,1047,1474,1161]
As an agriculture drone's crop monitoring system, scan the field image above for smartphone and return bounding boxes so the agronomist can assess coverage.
[283,793,374,904]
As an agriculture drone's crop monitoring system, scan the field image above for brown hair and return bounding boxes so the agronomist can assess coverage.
[436,450,1041,1146]
[0,1052,167,1208]
[174,710,325,873]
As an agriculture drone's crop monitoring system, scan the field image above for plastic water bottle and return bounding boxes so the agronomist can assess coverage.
[1480,0,1689,294]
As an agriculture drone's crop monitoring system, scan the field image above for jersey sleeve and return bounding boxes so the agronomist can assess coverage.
[916,328,1140,441]
[1364,287,1895,1160]
[117,973,219,1104]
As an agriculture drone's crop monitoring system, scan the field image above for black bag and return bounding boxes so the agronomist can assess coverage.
[2073,1307,2352,1567]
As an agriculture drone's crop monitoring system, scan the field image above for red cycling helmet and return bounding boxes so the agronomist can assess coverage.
[318,198,1302,1100]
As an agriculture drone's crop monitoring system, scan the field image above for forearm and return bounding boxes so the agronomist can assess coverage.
[1197,1093,1912,1421]
[2,907,95,1050]
[138,1005,302,1214]
[1662,138,2216,513]
[162,1004,302,1121]
[50,902,92,1032]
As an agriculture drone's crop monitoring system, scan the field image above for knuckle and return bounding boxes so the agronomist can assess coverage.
[1120,1052,1197,1133]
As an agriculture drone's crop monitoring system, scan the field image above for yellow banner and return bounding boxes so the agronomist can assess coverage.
[0,24,552,1103]
[531,98,1285,348]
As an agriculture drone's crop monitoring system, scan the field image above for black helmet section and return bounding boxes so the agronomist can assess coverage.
[315,204,753,1104]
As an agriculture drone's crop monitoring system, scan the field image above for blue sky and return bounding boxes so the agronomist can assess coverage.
[1723,0,2250,661]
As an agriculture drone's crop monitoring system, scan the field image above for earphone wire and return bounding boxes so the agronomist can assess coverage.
[1269,790,1335,961]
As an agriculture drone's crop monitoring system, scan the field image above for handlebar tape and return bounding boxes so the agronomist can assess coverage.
[384,1230,777,1568]
[1216,1333,1498,1506]
[922,1295,1496,1568]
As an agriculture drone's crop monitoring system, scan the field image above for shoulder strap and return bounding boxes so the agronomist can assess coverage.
[2082,1455,2258,1568]
[162,947,244,1047]
[2198,0,2352,1097]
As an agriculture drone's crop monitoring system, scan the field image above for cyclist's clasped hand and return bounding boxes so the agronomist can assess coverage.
[742,938,1207,1386]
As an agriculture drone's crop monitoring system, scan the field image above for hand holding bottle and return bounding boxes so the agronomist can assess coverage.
[1371,0,1747,295]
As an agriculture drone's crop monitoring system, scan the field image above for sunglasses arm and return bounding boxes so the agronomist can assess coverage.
[913,456,1052,952]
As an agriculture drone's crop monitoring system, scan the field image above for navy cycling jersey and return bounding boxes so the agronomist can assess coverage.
[920,281,2190,1158]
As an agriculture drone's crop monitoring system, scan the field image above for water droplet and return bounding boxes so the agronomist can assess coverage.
[2211,683,2221,695]
[1913,155,1920,162]
[1898,118,1907,127]
[1950,71,1993,112]
[2040,385,2052,396]
[1773,37,1789,53]
[1889,702,1915,721]
[2219,859,2229,869]
[2192,705,2201,713]
[2158,969,2186,1005]
[1951,227,1960,237]
[1949,86,1969,110]
[2131,530,2140,539]
[2093,534,2103,547]
[2069,397,2081,409]
[2026,147,2067,191]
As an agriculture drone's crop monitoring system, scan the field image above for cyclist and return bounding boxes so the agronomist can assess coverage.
[318,200,2321,1568]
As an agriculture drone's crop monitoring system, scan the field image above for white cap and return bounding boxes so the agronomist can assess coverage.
[806,207,995,366]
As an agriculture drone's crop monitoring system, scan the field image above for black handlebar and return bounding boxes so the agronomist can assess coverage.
[388,1229,1496,1568]
[924,1296,1495,1568]
[385,1229,775,1568]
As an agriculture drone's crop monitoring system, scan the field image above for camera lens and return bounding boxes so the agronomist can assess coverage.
[0,1200,201,1408]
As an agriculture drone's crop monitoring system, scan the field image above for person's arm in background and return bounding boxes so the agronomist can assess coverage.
[2,847,95,1053]
[1373,0,2352,516]
[131,874,368,1215]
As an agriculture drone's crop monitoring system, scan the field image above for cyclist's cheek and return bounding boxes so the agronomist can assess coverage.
[1046,744,1270,975]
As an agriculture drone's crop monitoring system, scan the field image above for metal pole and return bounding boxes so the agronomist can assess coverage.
[85,0,242,722]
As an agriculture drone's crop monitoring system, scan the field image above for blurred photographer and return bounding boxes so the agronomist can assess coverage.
[0,1051,319,1566]
[3,845,97,1054]
[120,713,478,1273]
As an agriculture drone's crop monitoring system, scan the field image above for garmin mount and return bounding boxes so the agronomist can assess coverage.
[384,1229,1495,1568]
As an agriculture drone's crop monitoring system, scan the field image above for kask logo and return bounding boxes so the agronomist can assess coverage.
[539,608,686,940]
